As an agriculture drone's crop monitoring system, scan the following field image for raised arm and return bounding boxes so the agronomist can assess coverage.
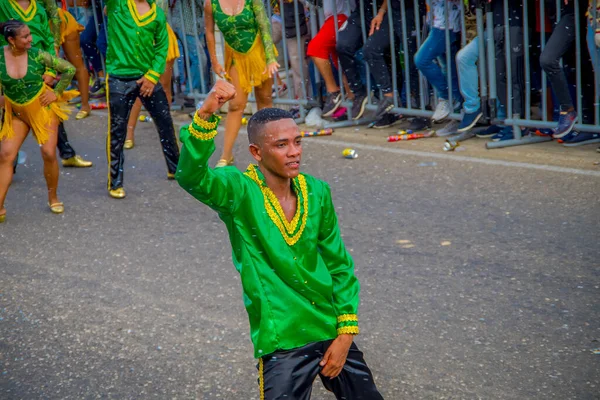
[204,0,225,77]
[317,183,360,336]
[40,0,62,49]
[176,81,247,214]
[251,0,279,75]
[36,50,76,95]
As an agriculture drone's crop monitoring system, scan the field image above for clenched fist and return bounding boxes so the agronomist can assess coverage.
[197,80,237,117]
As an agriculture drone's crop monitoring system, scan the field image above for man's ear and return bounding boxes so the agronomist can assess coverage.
[249,143,262,162]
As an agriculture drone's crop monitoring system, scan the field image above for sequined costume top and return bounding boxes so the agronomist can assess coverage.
[0,46,75,104]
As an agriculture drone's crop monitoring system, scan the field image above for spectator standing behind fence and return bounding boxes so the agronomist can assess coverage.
[124,0,180,150]
[539,0,578,138]
[104,0,180,199]
[80,0,107,97]
[204,0,279,168]
[361,0,422,128]
[170,0,210,97]
[306,0,355,117]
[269,0,311,100]
[335,0,377,120]
[414,0,463,123]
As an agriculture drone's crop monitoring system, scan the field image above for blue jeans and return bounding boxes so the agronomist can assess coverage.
[177,32,210,93]
[80,15,107,73]
[414,27,462,102]
[456,37,480,113]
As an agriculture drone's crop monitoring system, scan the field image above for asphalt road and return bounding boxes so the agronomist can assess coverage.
[1,113,599,399]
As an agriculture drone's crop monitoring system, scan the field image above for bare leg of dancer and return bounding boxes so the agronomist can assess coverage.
[218,65,248,165]
[40,117,61,208]
[0,118,30,220]
[125,60,174,148]
[63,32,91,115]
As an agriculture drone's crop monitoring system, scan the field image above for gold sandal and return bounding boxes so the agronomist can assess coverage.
[0,212,6,223]
[215,157,234,168]
[76,109,91,120]
[48,202,64,214]
[124,139,134,149]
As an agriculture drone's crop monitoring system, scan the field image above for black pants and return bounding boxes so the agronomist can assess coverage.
[336,9,373,96]
[494,25,525,117]
[258,340,384,400]
[106,76,179,190]
[57,122,76,160]
[540,13,576,109]
[363,7,419,99]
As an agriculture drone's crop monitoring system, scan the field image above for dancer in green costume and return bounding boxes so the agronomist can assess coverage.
[204,0,279,168]
[0,20,77,222]
[176,80,384,399]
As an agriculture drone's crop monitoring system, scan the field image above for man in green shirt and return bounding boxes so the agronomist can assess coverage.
[104,0,179,199]
[176,80,384,399]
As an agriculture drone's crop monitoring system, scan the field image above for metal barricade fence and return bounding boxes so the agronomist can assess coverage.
[76,0,599,145]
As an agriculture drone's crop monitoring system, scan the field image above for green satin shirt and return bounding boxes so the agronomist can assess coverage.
[0,0,54,53]
[176,116,360,358]
[105,0,168,83]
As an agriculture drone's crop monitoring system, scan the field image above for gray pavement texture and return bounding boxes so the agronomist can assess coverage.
[1,113,599,400]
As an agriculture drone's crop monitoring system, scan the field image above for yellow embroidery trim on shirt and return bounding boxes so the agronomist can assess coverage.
[9,0,37,21]
[127,0,157,27]
[337,314,358,324]
[245,165,308,246]
[193,113,221,130]
[337,326,360,335]
[188,125,218,141]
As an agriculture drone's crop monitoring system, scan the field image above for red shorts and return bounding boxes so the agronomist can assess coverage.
[306,15,348,65]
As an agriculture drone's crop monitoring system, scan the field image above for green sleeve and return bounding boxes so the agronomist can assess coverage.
[144,11,168,83]
[36,50,76,95]
[176,115,247,214]
[317,183,360,335]
[251,0,277,64]
[40,0,61,48]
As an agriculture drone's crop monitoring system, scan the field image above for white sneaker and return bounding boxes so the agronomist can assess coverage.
[432,99,460,122]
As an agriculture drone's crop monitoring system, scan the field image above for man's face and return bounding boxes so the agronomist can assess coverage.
[251,118,302,179]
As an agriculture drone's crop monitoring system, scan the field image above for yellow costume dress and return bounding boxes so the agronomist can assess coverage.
[212,0,277,93]
[0,47,77,144]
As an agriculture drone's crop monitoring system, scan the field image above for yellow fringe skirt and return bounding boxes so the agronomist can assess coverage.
[224,35,278,94]
[0,86,79,145]
[166,24,180,62]
[58,9,84,45]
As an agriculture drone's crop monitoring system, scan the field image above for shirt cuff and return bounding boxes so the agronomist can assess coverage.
[188,114,221,141]
[144,70,160,84]
[336,314,359,335]
[45,69,57,78]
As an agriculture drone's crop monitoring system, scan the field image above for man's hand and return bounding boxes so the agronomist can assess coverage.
[42,74,55,86]
[369,12,385,36]
[137,76,156,97]
[319,334,353,378]
[197,80,236,117]
[39,89,58,107]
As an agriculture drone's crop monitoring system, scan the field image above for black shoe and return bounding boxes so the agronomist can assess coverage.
[408,117,430,131]
[375,96,394,118]
[372,113,401,129]
[322,91,342,117]
[351,94,368,120]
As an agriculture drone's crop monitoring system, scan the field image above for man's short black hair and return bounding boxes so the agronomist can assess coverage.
[247,108,294,145]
